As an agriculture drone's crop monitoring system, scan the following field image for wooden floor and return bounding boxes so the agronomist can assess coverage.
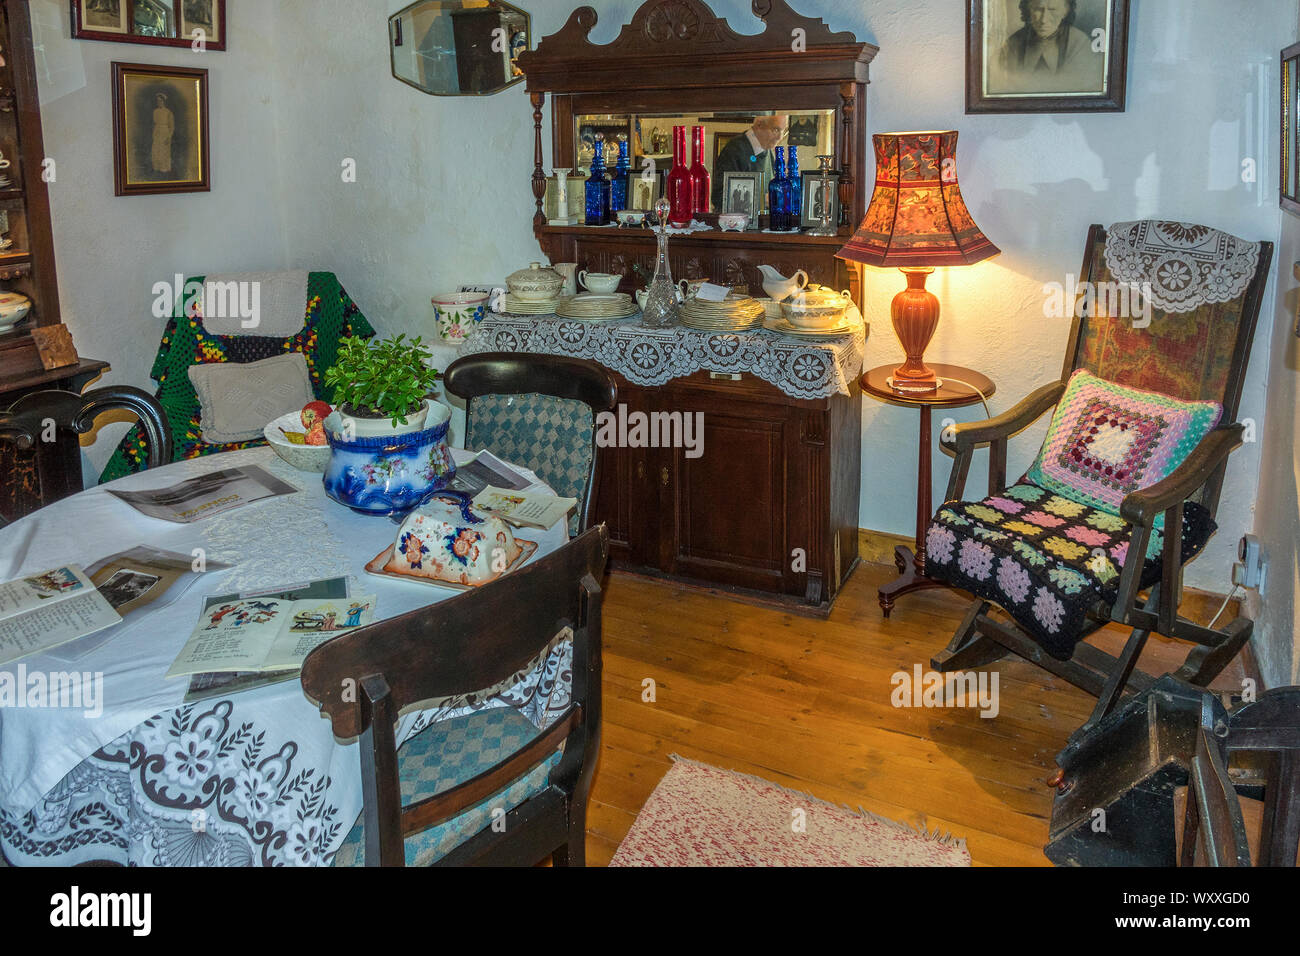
[584,559,1248,867]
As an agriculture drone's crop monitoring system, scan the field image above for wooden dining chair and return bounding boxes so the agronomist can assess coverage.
[443,353,617,536]
[300,525,609,867]
[0,385,172,523]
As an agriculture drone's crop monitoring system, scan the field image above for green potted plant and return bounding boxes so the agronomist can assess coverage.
[324,334,442,438]
[320,335,456,515]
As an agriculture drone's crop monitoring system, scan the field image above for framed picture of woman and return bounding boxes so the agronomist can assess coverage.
[966,0,1130,113]
[111,63,210,196]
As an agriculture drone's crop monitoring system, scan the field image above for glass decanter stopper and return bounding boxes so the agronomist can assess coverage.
[640,198,679,329]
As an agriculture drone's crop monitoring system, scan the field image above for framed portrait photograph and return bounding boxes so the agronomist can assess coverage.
[72,1,227,51]
[800,172,841,230]
[966,0,1130,113]
[1281,42,1300,217]
[77,0,129,34]
[721,171,761,219]
[631,171,661,211]
[112,62,210,196]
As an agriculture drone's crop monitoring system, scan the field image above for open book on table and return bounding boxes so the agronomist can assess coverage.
[0,566,120,667]
[167,578,376,681]
[471,486,577,531]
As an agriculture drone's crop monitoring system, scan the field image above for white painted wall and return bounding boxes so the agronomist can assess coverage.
[33,0,1296,616]
[30,0,288,473]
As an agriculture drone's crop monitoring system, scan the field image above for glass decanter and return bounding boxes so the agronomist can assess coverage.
[584,134,611,226]
[640,199,679,329]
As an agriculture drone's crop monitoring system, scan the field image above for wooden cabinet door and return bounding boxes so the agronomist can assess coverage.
[591,383,657,567]
[661,388,800,596]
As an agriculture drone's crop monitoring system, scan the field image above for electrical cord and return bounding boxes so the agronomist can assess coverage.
[1207,584,1242,630]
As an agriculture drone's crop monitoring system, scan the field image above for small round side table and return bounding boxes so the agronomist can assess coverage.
[861,363,996,618]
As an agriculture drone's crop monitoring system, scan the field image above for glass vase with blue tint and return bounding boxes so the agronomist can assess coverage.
[768,146,792,232]
[610,136,630,213]
[787,147,802,226]
[585,134,612,226]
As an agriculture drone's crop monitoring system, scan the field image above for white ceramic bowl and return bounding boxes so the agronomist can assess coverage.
[718,213,749,232]
[0,292,32,333]
[265,410,333,472]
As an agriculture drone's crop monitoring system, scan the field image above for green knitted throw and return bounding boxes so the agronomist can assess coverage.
[99,272,375,484]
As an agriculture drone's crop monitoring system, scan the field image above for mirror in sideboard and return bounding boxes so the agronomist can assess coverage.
[389,0,530,97]
[575,110,838,216]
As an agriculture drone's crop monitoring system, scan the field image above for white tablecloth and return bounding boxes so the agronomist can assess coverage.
[0,448,568,866]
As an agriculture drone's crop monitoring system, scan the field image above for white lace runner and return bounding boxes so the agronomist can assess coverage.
[463,313,868,399]
[1103,220,1261,314]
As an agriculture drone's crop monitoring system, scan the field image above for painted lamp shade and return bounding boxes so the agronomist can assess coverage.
[837,131,999,390]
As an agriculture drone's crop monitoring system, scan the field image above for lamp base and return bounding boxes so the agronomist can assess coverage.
[891,267,940,393]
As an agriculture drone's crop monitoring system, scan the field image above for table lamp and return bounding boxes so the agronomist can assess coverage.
[837,131,999,392]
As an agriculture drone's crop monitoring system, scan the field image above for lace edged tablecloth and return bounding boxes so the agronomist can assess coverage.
[463,312,868,400]
[0,448,572,867]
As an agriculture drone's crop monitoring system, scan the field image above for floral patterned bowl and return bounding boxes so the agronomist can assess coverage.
[322,400,457,516]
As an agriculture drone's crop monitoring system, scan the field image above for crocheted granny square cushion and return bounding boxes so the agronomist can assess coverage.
[1026,369,1221,517]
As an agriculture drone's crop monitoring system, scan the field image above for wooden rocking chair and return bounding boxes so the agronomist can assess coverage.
[927,221,1273,742]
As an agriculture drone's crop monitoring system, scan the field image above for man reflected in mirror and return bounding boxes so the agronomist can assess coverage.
[711,114,787,210]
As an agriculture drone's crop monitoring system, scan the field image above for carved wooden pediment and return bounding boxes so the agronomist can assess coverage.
[519,0,875,91]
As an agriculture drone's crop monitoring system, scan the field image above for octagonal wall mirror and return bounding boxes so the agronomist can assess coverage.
[390,0,530,96]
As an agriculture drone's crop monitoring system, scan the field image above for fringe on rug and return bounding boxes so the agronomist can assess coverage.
[667,752,969,853]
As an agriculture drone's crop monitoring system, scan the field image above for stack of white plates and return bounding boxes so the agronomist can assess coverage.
[503,294,562,315]
[679,295,766,332]
[555,293,638,321]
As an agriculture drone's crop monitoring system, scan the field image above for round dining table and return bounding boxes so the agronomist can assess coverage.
[0,447,570,867]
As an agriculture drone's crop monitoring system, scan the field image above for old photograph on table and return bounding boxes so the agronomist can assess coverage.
[968,0,1130,113]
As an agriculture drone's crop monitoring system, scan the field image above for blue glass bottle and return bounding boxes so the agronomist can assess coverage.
[787,147,802,227]
[585,134,612,226]
[610,136,630,214]
[768,146,791,232]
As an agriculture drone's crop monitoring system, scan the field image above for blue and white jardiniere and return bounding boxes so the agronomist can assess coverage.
[323,399,456,516]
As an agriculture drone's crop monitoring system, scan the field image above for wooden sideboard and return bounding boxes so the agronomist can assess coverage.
[519,0,875,612]
[592,367,861,615]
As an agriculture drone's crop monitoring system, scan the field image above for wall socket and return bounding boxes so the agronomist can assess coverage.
[1232,534,1266,591]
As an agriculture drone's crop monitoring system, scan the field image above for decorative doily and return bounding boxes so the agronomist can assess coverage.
[1103,221,1261,314]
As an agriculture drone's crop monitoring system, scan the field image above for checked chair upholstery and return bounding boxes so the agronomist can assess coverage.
[301,526,609,867]
[925,221,1273,741]
[444,353,618,536]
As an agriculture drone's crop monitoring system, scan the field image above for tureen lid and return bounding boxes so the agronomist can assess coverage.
[506,262,562,285]
[787,284,851,308]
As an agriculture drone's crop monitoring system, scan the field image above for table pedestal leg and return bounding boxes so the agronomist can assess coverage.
[878,403,947,618]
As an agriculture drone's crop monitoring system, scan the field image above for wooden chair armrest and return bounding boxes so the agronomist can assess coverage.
[1119,425,1244,528]
[941,381,1064,503]
[941,381,1064,454]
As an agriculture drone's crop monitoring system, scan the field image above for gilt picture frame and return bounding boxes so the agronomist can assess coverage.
[73,1,227,52]
[966,0,1129,113]
[112,62,211,197]
[1281,42,1300,218]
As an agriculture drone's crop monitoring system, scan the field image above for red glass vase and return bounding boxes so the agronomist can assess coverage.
[665,125,693,227]
[689,125,710,215]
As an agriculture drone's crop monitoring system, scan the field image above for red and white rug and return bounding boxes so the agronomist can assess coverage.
[610,756,971,867]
